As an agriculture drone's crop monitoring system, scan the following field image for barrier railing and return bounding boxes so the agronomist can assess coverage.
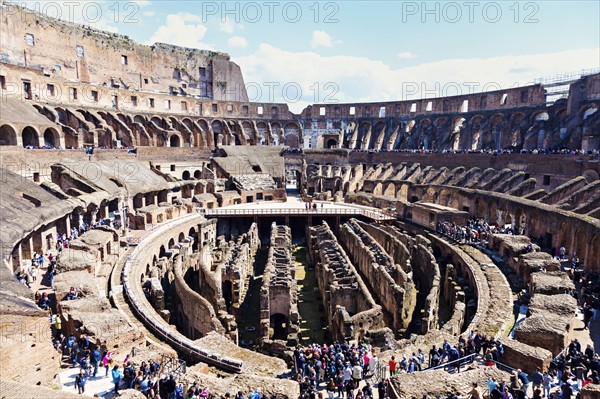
[204,207,396,221]
[423,353,478,373]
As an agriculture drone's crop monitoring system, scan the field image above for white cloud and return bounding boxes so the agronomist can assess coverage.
[146,13,213,50]
[310,30,334,48]
[235,45,600,113]
[220,19,235,33]
[228,36,248,49]
[142,11,156,17]
[16,0,120,32]
[398,51,418,60]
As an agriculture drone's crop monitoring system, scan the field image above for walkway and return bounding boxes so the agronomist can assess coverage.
[204,196,396,221]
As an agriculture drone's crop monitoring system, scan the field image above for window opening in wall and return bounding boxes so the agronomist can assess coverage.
[149,98,155,108]
[212,103,218,112]
[500,93,508,105]
[0,76,5,90]
[520,90,528,103]
[25,33,34,46]
[257,106,263,115]
[181,101,187,111]
[76,45,84,57]
[349,106,356,115]
[121,55,128,65]
[227,104,233,113]
[271,106,278,117]
[543,175,550,185]
[91,90,98,102]
[319,107,326,116]
[410,103,417,113]
[144,78,149,84]
[164,99,171,109]
[171,165,176,172]
[242,105,249,115]
[460,100,469,113]
[47,84,55,97]
[426,101,433,112]
[131,96,138,106]
[363,106,370,116]
[71,87,78,100]
[379,106,386,117]
[23,81,32,100]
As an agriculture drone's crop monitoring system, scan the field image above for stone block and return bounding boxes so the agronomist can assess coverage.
[499,338,553,374]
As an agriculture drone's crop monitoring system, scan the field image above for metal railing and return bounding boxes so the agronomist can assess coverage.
[204,207,396,221]
[423,353,478,373]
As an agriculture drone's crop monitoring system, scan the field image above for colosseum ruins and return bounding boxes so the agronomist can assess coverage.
[0,2,599,399]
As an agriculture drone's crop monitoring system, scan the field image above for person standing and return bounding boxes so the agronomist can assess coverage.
[75,369,87,394]
[111,364,122,395]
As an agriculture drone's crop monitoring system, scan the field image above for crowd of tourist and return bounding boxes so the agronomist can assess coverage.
[292,341,389,399]
[436,218,517,245]
[348,148,600,157]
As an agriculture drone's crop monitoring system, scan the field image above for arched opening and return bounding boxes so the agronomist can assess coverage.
[22,126,39,147]
[43,128,60,148]
[326,138,338,149]
[178,232,185,242]
[168,238,175,249]
[222,280,233,313]
[169,135,181,147]
[270,313,288,340]
[182,170,191,180]
[0,125,17,145]
[193,170,201,179]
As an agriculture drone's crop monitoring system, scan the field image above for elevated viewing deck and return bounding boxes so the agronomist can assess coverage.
[203,198,396,221]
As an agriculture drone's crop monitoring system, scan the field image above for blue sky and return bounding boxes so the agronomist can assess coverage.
[15,0,600,111]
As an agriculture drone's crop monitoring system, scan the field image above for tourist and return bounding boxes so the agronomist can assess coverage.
[111,364,122,395]
[75,368,87,394]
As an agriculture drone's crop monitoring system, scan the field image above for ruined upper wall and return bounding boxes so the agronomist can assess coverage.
[0,1,247,102]
[299,84,546,119]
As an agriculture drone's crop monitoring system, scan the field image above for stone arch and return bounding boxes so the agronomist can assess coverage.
[43,127,61,148]
[271,122,282,145]
[326,138,338,149]
[574,228,587,264]
[0,124,18,145]
[206,181,215,194]
[397,184,409,201]
[211,120,226,145]
[22,126,40,147]
[182,185,192,198]
[284,123,301,148]
[168,238,175,249]
[134,115,146,125]
[451,117,465,150]
[488,200,498,224]
[270,313,288,340]
[373,182,383,196]
[178,232,185,242]
[169,134,182,147]
[474,197,486,218]
[469,115,485,150]
[424,187,437,203]
[557,221,572,250]
[581,104,598,120]
[193,170,202,179]
[256,122,269,145]
[439,189,452,207]
[195,182,205,194]
[151,116,166,129]
[383,183,396,197]
[182,170,191,180]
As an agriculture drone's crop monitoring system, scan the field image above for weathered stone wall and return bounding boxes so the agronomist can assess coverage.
[308,222,384,341]
[259,223,299,344]
[338,219,416,335]
[499,338,553,374]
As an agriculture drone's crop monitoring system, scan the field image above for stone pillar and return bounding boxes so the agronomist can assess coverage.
[91,208,98,225]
